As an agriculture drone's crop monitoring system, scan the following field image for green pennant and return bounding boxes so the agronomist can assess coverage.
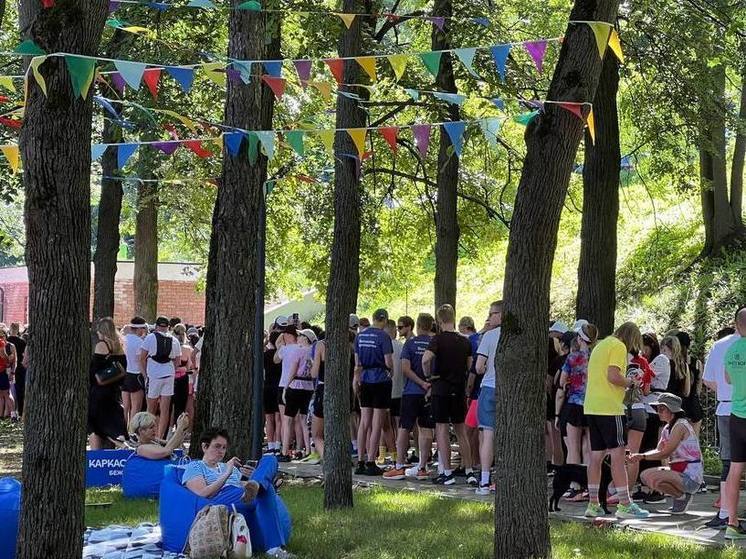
[237,0,262,10]
[264,180,276,196]
[64,55,96,99]
[513,110,540,126]
[419,51,443,78]
[247,131,260,165]
[14,39,46,56]
[105,18,125,29]
[286,130,305,156]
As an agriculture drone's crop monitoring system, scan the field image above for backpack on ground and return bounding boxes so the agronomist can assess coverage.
[229,504,252,558]
[151,332,173,364]
[185,504,230,558]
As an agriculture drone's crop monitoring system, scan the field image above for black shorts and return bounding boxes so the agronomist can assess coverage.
[729,414,746,463]
[359,381,392,410]
[0,372,9,391]
[587,414,626,452]
[313,384,324,419]
[431,394,467,425]
[121,373,145,393]
[264,384,279,414]
[399,394,435,430]
[284,388,314,418]
[561,403,587,429]
[390,397,401,417]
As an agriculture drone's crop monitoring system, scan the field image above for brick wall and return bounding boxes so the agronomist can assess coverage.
[0,282,29,324]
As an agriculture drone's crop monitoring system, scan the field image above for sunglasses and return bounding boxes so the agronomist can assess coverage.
[397,325,406,329]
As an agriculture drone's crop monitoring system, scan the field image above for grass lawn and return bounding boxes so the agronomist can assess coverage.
[84,485,742,558]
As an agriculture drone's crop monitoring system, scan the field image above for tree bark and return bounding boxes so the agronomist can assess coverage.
[190,0,275,460]
[432,0,460,311]
[576,55,620,337]
[134,175,158,322]
[493,2,620,557]
[322,0,370,510]
[730,41,745,227]
[17,2,108,558]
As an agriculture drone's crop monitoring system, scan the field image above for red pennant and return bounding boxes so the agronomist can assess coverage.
[557,102,584,119]
[143,68,162,100]
[42,0,55,7]
[379,126,399,152]
[185,140,213,159]
[296,174,317,184]
[0,117,22,129]
[163,123,180,140]
[324,58,345,85]
[0,96,9,103]
[261,75,286,99]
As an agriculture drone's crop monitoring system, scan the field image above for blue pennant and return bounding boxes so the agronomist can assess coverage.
[224,132,244,156]
[166,66,195,93]
[491,44,511,82]
[117,144,139,169]
[442,121,466,157]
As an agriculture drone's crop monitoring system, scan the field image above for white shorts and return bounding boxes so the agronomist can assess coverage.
[147,375,174,399]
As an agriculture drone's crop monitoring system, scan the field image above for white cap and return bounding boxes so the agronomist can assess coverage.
[298,329,317,344]
[573,319,589,332]
[549,320,569,334]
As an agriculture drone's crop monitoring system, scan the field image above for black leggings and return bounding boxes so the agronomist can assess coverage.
[171,375,189,420]
[639,412,662,477]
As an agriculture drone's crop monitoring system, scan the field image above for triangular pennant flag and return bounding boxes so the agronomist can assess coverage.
[335,12,356,29]
[454,48,479,77]
[324,58,345,85]
[203,62,226,86]
[0,117,22,130]
[404,88,420,101]
[587,108,596,144]
[442,121,466,157]
[608,29,624,63]
[558,102,584,119]
[293,60,312,84]
[309,80,332,101]
[419,51,443,78]
[263,61,283,78]
[143,68,161,99]
[491,44,511,82]
[472,17,490,26]
[478,118,502,148]
[261,75,286,99]
[347,128,367,157]
[166,66,196,92]
[42,0,55,7]
[1,145,19,174]
[114,60,147,90]
[231,60,252,84]
[285,130,305,156]
[524,40,548,74]
[255,131,275,160]
[157,109,197,131]
[339,153,362,180]
[30,56,48,96]
[356,57,377,82]
[587,22,611,58]
[247,132,260,164]
[92,144,108,161]
[237,0,261,9]
[187,0,215,7]
[14,40,45,56]
[152,141,180,155]
[513,110,540,126]
[316,129,335,155]
[111,72,126,94]
[412,124,431,158]
[383,57,406,86]
[426,16,445,31]
[184,140,212,158]
[0,77,15,92]
[432,92,466,106]
[64,55,96,99]
[264,180,276,195]
[117,143,138,169]
[224,132,244,156]
[379,126,398,152]
[491,98,505,110]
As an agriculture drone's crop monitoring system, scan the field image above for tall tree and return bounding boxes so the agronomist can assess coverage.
[133,175,159,322]
[191,0,277,459]
[432,0,460,310]
[493,1,620,557]
[576,55,620,336]
[322,0,371,510]
[17,1,108,558]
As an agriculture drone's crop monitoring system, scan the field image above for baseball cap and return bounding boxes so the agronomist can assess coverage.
[186,327,199,337]
[573,319,589,332]
[349,314,360,329]
[373,309,389,322]
[155,316,170,327]
[298,328,317,344]
[549,320,569,334]
[649,392,683,413]
[274,315,289,328]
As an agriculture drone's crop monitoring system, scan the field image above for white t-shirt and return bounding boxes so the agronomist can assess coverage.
[124,333,144,373]
[140,331,181,379]
[391,339,404,399]
[643,354,671,413]
[194,337,203,370]
[476,327,501,389]
[703,333,739,416]
[277,344,304,388]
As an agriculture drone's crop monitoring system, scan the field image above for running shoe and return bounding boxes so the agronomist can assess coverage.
[383,467,407,480]
[630,489,647,502]
[364,462,384,476]
[466,473,478,487]
[725,522,746,540]
[299,452,321,464]
[407,453,419,464]
[704,513,728,530]
[698,482,708,494]
[452,467,466,477]
[584,503,604,518]
[616,502,650,519]
[432,473,456,486]
[669,493,693,515]
[475,484,491,496]
[354,461,366,475]
[405,465,429,480]
[644,491,665,504]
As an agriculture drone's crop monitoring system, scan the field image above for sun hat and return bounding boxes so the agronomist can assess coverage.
[549,320,569,334]
[349,314,360,329]
[649,392,683,413]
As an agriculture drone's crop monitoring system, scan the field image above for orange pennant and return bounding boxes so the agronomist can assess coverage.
[324,58,345,85]
[261,75,286,99]
[557,102,584,120]
[586,109,596,144]
[379,126,398,152]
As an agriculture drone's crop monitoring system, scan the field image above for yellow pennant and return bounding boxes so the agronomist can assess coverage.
[30,56,48,96]
[1,145,20,174]
[0,76,16,92]
[356,57,377,82]
[309,81,332,101]
[203,62,226,86]
[316,129,335,155]
[156,109,197,131]
[386,54,408,82]
[212,136,224,153]
[587,109,596,145]
[587,22,611,58]
[121,26,151,35]
[335,12,356,29]
[608,29,624,64]
[347,128,367,156]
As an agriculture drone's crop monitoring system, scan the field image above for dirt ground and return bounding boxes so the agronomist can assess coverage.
[0,421,23,479]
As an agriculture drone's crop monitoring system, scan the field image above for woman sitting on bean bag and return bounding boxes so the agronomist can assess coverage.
[130,411,189,459]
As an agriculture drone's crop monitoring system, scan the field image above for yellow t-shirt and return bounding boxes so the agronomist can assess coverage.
[583,336,628,416]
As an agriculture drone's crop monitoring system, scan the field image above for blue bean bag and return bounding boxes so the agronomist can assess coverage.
[122,451,185,499]
[159,455,291,553]
[0,478,21,559]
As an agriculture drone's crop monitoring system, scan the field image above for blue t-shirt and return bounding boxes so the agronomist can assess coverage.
[355,327,393,384]
[181,460,243,489]
[401,335,432,395]
[468,332,482,399]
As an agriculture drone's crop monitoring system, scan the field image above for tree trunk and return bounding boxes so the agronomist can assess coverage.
[322,0,370,510]
[134,176,158,322]
[576,55,620,337]
[730,40,745,227]
[17,2,108,558]
[432,0,460,311]
[493,2,620,557]
[700,146,716,255]
[92,118,123,320]
[190,0,275,460]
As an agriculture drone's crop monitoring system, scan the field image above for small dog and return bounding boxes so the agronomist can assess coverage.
[549,459,612,514]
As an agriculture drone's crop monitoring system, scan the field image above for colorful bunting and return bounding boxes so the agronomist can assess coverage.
[92,144,108,161]
[608,29,624,63]
[387,54,408,82]
[293,60,312,84]
[261,75,286,99]
[490,45,511,82]
[412,124,431,158]
[230,60,252,84]
[557,102,584,119]
[64,55,96,99]
[426,16,445,31]
[587,109,596,144]
[514,110,540,126]
[114,60,147,90]
[286,130,305,156]
[237,0,261,9]
[153,141,180,155]
[309,80,332,101]
[1,145,19,173]
[203,63,226,86]
[0,77,15,92]
[478,117,501,148]
[316,129,335,155]
[14,40,45,56]
[443,121,466,157]
[419,51,442,78]
[184,140,212,158]
[143,68,161,99]
[117,143,139,169]
[111,72,126,94]
[454,48,479,77]
[587,22,611,58]
[335,12,356,29]
[379,126,398,152]
[432,92,466,106]
[166,66,195,92]
[42,0,55,7]
[524,41,548,74]
[404,88,420,101]
[187,0,215,8]
[347,128,367,156]
[247,132,260,164]
[264,61,283,78]
[224,132,244,156]
[0,117,21,130]
[356,57,377,82]
[30,56,48,96]
[255,130,275,160]
[324,58,345,85]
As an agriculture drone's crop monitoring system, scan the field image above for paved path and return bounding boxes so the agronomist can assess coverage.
[279,461,745,550]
